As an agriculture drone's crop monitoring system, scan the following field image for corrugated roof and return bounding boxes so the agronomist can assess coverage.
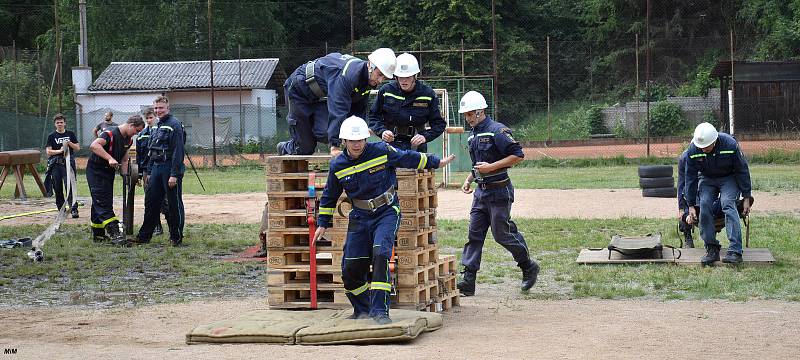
[88,59,279,91]
[711,60,800,81]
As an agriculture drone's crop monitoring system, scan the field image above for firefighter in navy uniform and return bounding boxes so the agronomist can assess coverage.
[685,122,753,265]
[276,48,396,156]
[313,116,455,324]
[135,96,186,246]
[369,53,446,152]
[86,115,145,245]
[456,91,539,296]
[135,107,165,236]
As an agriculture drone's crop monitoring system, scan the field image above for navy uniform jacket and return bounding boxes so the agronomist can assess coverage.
[368,80,446,144]
[467,116,524,184]
[148,113,185,177]
[685,132,752,207]
[317,142,441,228]
[288,53,374,145]
[135,126,154,177]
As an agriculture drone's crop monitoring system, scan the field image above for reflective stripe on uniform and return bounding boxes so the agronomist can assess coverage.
[90,216,119,228]
[319,207,335,216]
[417,153,428,169]
[719,150,735,154]
[415,96,432,101]
[353,87,370,96]
[334,155,388,179]
[341,58,358,76]
[159,125,174,131]
[370,281,392,292]
[690,153,707,158]
[467,132,495,141]
[346,282,369,295]
[384,93,405,100]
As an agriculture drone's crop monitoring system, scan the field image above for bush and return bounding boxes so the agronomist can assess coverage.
[646,101,688,137]
[587,105,606,134]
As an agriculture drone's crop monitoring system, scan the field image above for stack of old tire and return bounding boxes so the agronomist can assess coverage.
[638,165,676,198]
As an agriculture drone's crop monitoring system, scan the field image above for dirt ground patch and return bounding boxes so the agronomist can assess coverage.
[2,189,799,227]
[1,289,799,359]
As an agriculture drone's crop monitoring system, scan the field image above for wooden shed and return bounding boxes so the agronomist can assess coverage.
[711,61,800,134]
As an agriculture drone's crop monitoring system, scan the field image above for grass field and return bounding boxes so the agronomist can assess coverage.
[2,216,798,306]
[2,164,798,198]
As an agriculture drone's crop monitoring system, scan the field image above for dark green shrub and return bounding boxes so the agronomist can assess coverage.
[647,101,688,137]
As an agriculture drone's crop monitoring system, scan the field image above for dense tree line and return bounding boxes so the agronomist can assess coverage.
[0,0,798,121]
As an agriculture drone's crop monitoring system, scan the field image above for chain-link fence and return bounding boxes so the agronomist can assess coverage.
[1,1,798,164]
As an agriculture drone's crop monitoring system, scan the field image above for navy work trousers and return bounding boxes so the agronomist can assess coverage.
[139,162,184,242]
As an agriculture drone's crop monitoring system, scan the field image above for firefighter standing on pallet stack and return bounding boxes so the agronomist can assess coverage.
[135,107,166,236]
[457,91,539,296]
[684,122,753,265]
[134,96,186,247]
[276,48,397,156]
[369,53,446,152]
[313,116,455,324]
[86,115,145,245]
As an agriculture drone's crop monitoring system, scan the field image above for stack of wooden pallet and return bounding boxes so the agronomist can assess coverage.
[264,156,459,312]
[265,155,349,309]
[392,169,460,312]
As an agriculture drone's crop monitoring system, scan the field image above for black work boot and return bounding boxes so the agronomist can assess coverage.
[92,228,110,243]
[276,141,288,155]
[457,269,477,296]
[684,236,695,249]
[71,207,79,219]
[722,251,743,264]
[106,223,129,247]
[701,245,721,266]
[153,222,163,236]
[372,315,392,325]
[520,261,540,292]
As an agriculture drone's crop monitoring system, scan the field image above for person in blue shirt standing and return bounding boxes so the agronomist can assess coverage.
[313,116,455,324]
[368,53,446,152]
[457,91,539,296]
[134,96,186,247]
[685,122,753,265]
[276,48,397,156]
[135,107,165,236]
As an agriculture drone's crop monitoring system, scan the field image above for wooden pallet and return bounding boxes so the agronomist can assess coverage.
[266,229,345,251]
[267,268,343,287]
[396,228,436,250]
[396,190,438,214]
[396,169,436,194]
[437,255,458,277]
[399,209,436,231]
[436,274,457,297]
[392,280,438,309]
[396,263,438,287]
[266,176,326,193]
[435,292,460,312]
[267,249,343,270]
[268,287,349,310]
[266,155,331,175]
[396,247,439,271]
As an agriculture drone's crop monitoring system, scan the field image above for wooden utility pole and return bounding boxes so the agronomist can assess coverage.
[547,36,551,142]
[491,0,499,115]
[208,0,217,168]
[55,1,62,113]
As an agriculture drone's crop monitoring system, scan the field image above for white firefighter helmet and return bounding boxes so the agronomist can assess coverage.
[339,116,371,140]
[692,122,719,148]
[394,53,420,77]
[458,91,489,113]
[367,48,397,78]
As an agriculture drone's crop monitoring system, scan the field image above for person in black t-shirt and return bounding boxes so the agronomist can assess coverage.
[93,111,118,138]
[86,115,145,245]
[45,113,81,217]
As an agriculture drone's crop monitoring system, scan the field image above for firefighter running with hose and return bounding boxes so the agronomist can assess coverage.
[86,115,145,245]
[313,116,455,324]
